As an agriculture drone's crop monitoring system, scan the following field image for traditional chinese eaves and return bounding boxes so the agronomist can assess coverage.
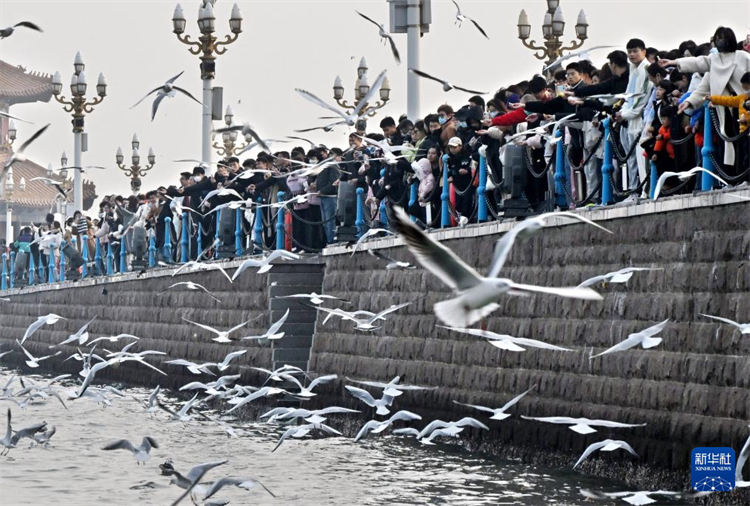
[0,60,55,105]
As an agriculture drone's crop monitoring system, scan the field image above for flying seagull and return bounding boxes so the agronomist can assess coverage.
[439,325,571,352]
[16,340,61,368]
[355,11,400,64]
[543,45,617,72]
[700,314,750,334]
[214,123,270,153]
[0,21,42,39]
[164,358,217,376]
[654,167,729,199]
[390,206,602,327]
[275,292,345,306]
[131,71,202,121]
[345,385,396,415]
[346,375,437,397]
[367,249,415,270]
[232,249,301,279]
[355,410,422,442]
[279,373,337,398]
[0,111,31,123]
[453,386,535,420]
[3,123,51,177]
[409,69,487,94]
[182,316,257,344]
[172,261,233,284]
[577,267,661,288]
[737,425,750,487]
[350,227,395,255]
[199,476,276,503]
[160,281,222,303]
[590,320,669,359]
[102,436,159,465]
[53,316,97,347]
[451,0,489,39]
[241,309,289,341]
[314,302,410,331]
[521,415,646,435]
[573,439,638,469]
[28,177,70,199]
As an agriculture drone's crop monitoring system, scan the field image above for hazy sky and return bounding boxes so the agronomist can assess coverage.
[3,0,749,205]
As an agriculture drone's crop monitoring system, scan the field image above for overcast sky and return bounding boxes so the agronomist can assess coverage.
[3,0,749,205]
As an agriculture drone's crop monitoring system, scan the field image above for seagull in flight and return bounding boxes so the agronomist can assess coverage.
[350,227,395,255]
[367,249,415,270]
[451,0,489,39]
[521,415,646,435]
[653,167,729,199]
[160,281,222,303]
[272,421,342,452]
[700,314,750,334]
[315,302,410,331]
[16,340,61,368]
[87,334,140,346]
[346,375,437,397]
[355,11,400,64]
[53,316,97,347]
[409,69,487,94]
[20,313,66,345]
[164,358,217,376]
[251,364,307,384]
[0,111,31,123]
[241,309,289,341]
[577,267,661,288]
[275,292,345,306]
[573,439,638,469]
[439,326,571,352]
[590,320,669,359]
[182,316,257,343]
[214,123,270,153]
[3,124,51,177]
[28,177,70,199]
[355,410,422,442]
[158,393,201,422]
[391,206,603,327]
[279,373,337,398]
[131,71,202,121]
[576,92,646,107]
[232,249,301,279]
[102,436,159,465]
[0,21,42,38]
[345,385,396,415]
[453,387,535,420]
[172,261,232,284]
[543,45,616,72]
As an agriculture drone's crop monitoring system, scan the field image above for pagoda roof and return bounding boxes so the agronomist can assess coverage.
[0,60,55,105]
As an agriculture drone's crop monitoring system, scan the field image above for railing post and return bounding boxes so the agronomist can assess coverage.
[94,238,102,276]
[554,129,568,208]
[119,236,127,273]
[37,253,45,284]
[600,118,614,206]
[355,187,365,238]
[275,191,285,250]
[234,208,243,257]
[197,222,203,260]
[214,211,221,260]
[81,235,89,278]
[701,105,715,191]
[253,197,263,252]
[107,241,114,275]
[58,245,65,282]
[28,251,35,286]
[408,180,418,223]
[649,159,659,199]
[1,252,7,290]
[180,211,189,263]
[47,248,55,283]
[477,152,488,222]
[441,154,450,228]
[164,217,173,263]
[148,232,156,267]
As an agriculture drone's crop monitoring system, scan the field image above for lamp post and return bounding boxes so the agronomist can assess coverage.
[5,120,16,148]
[54,152,73,216]
[332,57,391,119]
[51,52,107,214]
[4,168,25,243]
[172,1,243,173]
[516,0,588,68]
[116,133,156,195]
[212,105,250,157]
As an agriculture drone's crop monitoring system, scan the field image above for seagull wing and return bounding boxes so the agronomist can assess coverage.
[308,374,337,391]
[455,417,490,430]
[345,385,377,407]
[14,21,43,32]
[391,205,482,291]
[451,0,462,15]
[355,10,382,29]
[219,350,246,367]
[499,386,535,412]
[151,92,168,121]
[573,440,608,468]
[737,428,750,483]
[701,313,742,329]
[165,70,184,85]
[355,420,383,442]
[295,88,348,120]
[409,68,447,86]
[203,476,275,501]
[266,309,290,336]
[452,400,496,415]
[468,18,489,39]
[386,35,401,64]
[353,69,388,117]
[653,171,680,200]
[172,86,203,106]
[17,123,50,155]
[286,135,316,147]
[486,227,524,278]
[101,439,137,453]
[242,126,270,153]
[372,302,411,321]
[537,211,613,235]
[181,317,221,336]
[131,87,161,109]
[506,281,603,301]
[452,84,488,94]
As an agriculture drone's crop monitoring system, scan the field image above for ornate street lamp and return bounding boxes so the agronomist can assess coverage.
[172,1,242,172]
[212,105,250,157]
[4,167,25,242]
[52,51,107,214]
[116,134,156,195]
[331,57,391,118]
[516,1,588,67]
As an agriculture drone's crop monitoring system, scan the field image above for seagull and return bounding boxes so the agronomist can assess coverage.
[355,410,422,442]
[701,314,750,334]
[59,165,108,173]
[131,71,202,121]
[346,376,437,397]
[0,21,42,38]
[521,415,647,435]
[439,326,571,352]
[286,135,319,148]
[28,177,69,199]
[20,313,66,345]
[345,385,396,415]
[577,267,661,288]
[75,358,112,398]
[182,316,256,343]
[415,417,490,439]
[104,348,167,376]
[355,11,400,64]
[0,110,31,123]
[573,439,638,469]
[158,393,201,422]
[275,292,345,306]
[451,0,489,38]
[102,436,159,465]
[16,341,61,368]
[294,124,336,133]
[367,249,415,270]
[350,228,395,255]
[543,45,617,72]
[3,123,51,178]
[314,302,410,331]
[272,422,341,452]
[279,373,337,398]
[54,316,97,347]
[144,385,161,414]
[160,281,222,303]
[214,123,270,153]
[453,387,535,420]
[1,409,47,454]
[251,365,307,384]
[232,249,301,279]
[215,350,246,372]
[180,374,241,396]
[164,359,217,376]
[267,406,360,424]
[409,69,487,94]
[590,320,669,359]
[503,115,575,144]
[160,458,228,492]
[32,425,56,447]
[197,188,244,209]
[87,334,140,346]
[390,206,603,328]
[295,69,388,129]
[653,167,729,199]
[241,309,289,341]
[199,476,276,503]
[172,261,233,284]
[0,409,14,455]
[226,386,289,414]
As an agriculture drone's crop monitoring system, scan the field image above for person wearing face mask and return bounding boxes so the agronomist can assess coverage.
[662,26,750,174]
[445,136,475,223]
[436,104,458,148]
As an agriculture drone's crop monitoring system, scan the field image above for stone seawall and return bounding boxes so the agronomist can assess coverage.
[310,192,750,479]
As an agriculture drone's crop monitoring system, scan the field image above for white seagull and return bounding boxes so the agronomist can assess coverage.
[345,385,396,416]
[213,123,270,153]
[131,71,202,121]
[451,0,489,38]
[391,206,603,327]
[279,373,337,398]
[273,421,341,452]
[102,436,159,465]
[590,319,669,359]
[172,261,233,284]
[367,249,415,270]
[573,439,638,469]
[232,249,301,279]
[453,386,535,420]
[439,326,571,352]
[355,11,400,64]
[252,365,307,384]
[355,410,422,442]
[20,313,65,345]
[2,123,50,178]
[700,314,750,334]
[520,415,647,435]
[577,267,661,288]
[158,393,201,422]
[315,302,410,331]
[54,316,97,347]
[182,316,256,343]
[87,334,140,346]
[16,341,61,368]
[161,281,222,303]
[0,21,42,39]
[346,376,437,397]
[241,309,289,341]
[164,359,217,376]
[653,167,729,199]
[409,68,487,94]
[350,227,395,255]
[543,45,617,72]
[275,292,345,306]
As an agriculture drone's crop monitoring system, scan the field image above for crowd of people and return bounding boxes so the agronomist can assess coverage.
[4,26,750,285]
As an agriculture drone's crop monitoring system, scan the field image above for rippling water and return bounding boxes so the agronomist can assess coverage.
[0,368,679,506]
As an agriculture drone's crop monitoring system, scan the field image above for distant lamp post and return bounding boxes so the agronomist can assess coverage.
[116,134,155,195]
[4,167,25,242]
[6,121,16,147]
[332,57,391,118]
[516,1,587,67]
[212,105,249,157]
[51,51,107,214]
[172,1,243,172]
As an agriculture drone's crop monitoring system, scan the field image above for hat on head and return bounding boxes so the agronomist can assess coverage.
[448,136,463,147]
[455,105,483,122]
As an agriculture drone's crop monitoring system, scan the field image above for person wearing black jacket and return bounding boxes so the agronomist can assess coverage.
[316,148,341,244]
[445,136,475,222]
